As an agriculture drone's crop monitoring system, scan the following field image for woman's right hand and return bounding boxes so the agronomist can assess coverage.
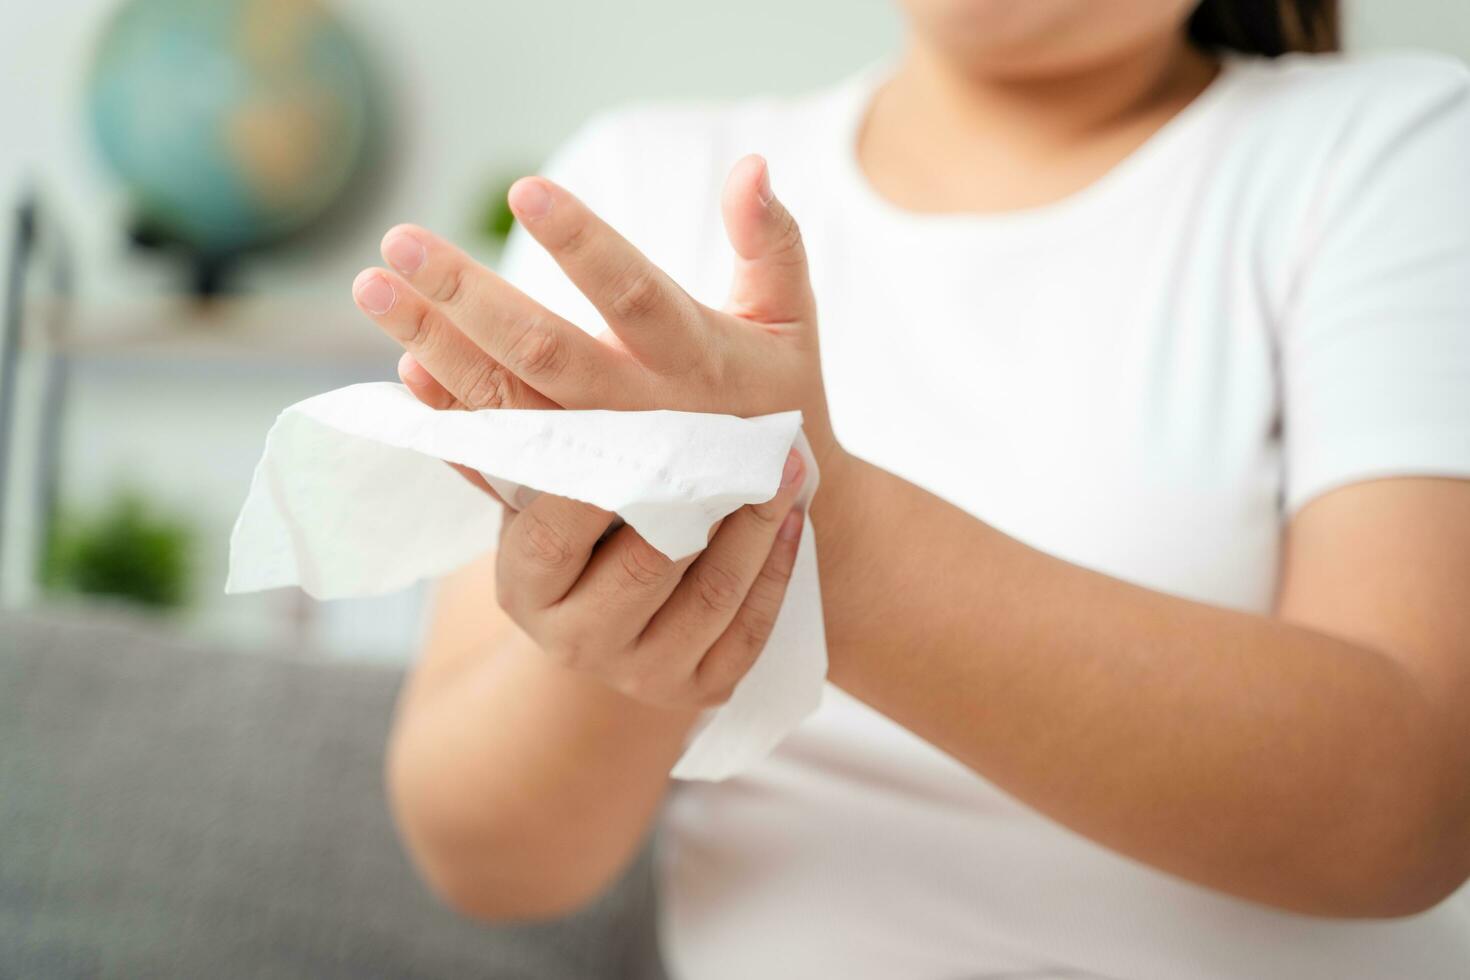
[486,449,806,710]
[392,349,810,709]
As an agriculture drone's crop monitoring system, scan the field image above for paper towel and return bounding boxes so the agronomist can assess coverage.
[226,382,826,780]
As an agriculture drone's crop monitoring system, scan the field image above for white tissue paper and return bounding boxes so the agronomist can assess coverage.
[226,382,826,781]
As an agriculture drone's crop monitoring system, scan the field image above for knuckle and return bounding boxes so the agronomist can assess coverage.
[694,676,738,708]
[551,631,592,670]
[556,219,590,256]
[613,674,651,704]
[433,265,469,306]
[690,561,745,617]
[736,606,778,650]
[504,320,567,383]
[460,360,512,409]
[518,513,577,571]
[691,355,729,393]
[773,208,805,260]
[405,303,439,349]
[745,498,787,531]
[612,665,666,705]
[608,267,663,321]
[755,552,796,592]
[617,539,670,589]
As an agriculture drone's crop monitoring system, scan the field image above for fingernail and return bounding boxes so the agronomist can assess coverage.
[353,271,395,315]
[508,179,553,221]
[383,232,426,275]
[756,159,774,207]
[778,509,803,542]
[780,450,803,488]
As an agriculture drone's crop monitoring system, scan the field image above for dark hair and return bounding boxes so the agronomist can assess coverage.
[1188,0,1340,56]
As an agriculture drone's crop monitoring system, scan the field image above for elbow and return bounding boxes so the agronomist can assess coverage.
[1327,838,1469,919]
[1311,851,1469,920]
[384,731,614,923]
[412,846,611,924]
[1289,774,1470,919]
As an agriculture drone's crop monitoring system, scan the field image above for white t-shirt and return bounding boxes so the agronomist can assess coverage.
[499,51,1470,980]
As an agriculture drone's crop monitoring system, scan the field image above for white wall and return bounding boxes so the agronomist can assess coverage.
[4,1,1467,306]
[1,0,905,303]
[1346,1,1470,56]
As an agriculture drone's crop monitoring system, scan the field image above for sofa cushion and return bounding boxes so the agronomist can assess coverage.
[0,610,663,979]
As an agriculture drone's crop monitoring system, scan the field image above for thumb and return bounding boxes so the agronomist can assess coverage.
[721,155,815,324]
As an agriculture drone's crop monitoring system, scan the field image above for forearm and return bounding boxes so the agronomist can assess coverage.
[388,572,695,919]
[812,454,1467,915]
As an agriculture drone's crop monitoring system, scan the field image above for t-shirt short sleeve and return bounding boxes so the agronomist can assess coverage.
[1281,57,1470,513]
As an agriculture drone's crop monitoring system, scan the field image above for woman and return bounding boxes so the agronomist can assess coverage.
[351,1,1470,976]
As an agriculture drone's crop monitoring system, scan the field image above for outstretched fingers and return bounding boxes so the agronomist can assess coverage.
[506,178,702,371]
[353,266,559,411]
[356,224,633,409]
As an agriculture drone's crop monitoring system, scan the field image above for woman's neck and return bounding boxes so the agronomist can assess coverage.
[857,33,1220,214]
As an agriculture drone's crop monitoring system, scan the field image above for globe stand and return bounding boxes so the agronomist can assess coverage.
[188,254,233,299]
[129,217,236,299]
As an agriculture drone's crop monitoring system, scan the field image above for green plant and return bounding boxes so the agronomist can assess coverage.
[42,490,194,610]
[476,169,533,246]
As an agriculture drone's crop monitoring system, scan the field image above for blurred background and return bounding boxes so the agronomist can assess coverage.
[1,3,1468,979]
[0,0,906,658]
[0,0,1467,660]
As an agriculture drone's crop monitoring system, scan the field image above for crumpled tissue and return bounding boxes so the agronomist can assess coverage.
[226,382,826,780]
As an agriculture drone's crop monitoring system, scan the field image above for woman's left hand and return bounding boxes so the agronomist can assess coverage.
[351,154,841,470]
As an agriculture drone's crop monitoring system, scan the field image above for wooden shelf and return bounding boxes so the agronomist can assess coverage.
[23,294,402,369]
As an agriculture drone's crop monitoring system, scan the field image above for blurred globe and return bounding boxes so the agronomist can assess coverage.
[88,0,374,287]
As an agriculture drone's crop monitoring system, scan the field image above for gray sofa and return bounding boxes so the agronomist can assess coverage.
[0,611,664,979]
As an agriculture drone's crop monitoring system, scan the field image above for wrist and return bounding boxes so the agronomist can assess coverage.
[509,628,706,729]
[809,443,865,545]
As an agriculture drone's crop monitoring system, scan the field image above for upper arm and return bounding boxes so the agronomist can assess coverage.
[1271,61,1470,815]
[1273,59,1470,692]
[1277,478,1470,712]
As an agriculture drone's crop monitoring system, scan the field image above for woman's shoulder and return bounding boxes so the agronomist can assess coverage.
[1204,48,1470,226]
[1226,49,1468,138]
[1250,47,1467,89]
